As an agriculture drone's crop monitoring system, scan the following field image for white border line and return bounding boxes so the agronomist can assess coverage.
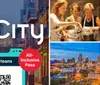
[50,41,100,43]
[49,0,50,85]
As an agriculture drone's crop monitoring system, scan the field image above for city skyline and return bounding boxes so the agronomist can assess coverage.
[51,54,100,63]
[50,43,100,61]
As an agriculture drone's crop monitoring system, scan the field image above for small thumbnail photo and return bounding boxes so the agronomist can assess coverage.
[50,43,100,85]
[50,0,100,41]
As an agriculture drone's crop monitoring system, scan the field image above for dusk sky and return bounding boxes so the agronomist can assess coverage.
[0,0,23,24]
[50,43,100,61]
[0,0,23,35]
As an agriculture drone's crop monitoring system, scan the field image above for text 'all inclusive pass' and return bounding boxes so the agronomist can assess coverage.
[18,48,42,72]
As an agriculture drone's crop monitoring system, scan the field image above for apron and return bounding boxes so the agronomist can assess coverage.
[82,15,94,41]
[65,15,81,41]
[83,15,100,41]
[83,15,94,29]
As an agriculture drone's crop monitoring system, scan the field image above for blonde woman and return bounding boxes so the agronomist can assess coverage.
[82,3,100,41]
[82,3,100,28]
[50,0,79,41]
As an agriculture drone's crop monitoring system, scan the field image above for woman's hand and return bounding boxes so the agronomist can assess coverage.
[92,27,99,32]
[61,30,70,39]
[62,33,71,39]
[75,22,82,29]
[96,17,100,27]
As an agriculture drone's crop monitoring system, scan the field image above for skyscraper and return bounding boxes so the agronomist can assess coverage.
[19,0,39,48]
[20,0,37,23]
[72,58,75,63]
[20,9,26,23]
[19,1,49,85]
[67,58,75,63]
[78,54,83,62]
[98,55,100,63]
[62,58,65,65]
[85,56,89,63]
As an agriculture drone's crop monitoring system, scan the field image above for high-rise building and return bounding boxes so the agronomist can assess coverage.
[20,0,37,23]
[62,58,65,63]
[67,58,75,63]
[13,28,27,48]
[98,55,100,63]
[72,58,75,63]
[62,58,65,65]
[67,59,70,63]
[21,0,48,24]
[85,56,89,63]
[20,9,26,23]
[24,0,35,9]
[78,54,83,62]
[19,1,49,85]
[19,0,39,48]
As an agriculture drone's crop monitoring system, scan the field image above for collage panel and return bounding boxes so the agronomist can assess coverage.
[50,42,100,85]
[50,0,100,41]
[49,0,100,85]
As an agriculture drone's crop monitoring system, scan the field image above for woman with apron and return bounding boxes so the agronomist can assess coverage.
[65,3,82,41]
[82,3,100,41]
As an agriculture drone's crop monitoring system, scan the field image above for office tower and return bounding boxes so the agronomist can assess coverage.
[85,56,89,63]
[98,55,100,63]
[78,54,83,62]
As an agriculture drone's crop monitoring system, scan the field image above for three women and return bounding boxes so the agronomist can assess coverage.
[50,1,100,41]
